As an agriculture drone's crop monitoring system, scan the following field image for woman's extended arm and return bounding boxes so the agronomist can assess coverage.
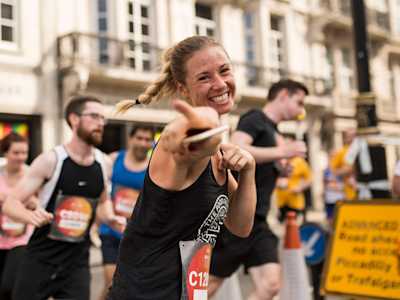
[149,100,223,191]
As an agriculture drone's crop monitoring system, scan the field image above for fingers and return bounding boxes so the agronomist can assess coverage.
[296,141,307,153]
[172,99,219,129]
[172,100,197,119]
[216,149,224,170]
[110,215,127,233]
[30,208,53,227]
[284,141,307,158]
[114,215,127,226]
[161,126,185,154]
[172,100,207,127]
[219,144,254,172]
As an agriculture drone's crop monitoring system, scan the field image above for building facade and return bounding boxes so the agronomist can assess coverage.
[1,0,399,209]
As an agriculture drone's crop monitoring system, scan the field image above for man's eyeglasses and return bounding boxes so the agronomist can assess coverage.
[78,112,107,124]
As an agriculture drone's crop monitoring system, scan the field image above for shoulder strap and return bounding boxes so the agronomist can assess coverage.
[38,145,68,208]
[94,149,108,187]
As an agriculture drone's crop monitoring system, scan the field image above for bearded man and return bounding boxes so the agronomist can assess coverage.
[3,95,125,300]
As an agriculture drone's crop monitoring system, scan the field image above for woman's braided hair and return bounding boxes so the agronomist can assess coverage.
[116,36,221,113]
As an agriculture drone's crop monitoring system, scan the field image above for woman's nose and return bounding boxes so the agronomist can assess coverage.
[212,75,227,89]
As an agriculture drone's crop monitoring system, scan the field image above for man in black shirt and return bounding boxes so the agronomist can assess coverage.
[209,79,308,299]
[2,95,125,300]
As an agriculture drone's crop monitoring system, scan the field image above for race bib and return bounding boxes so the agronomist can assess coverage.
[179,240,212,300]
[48,194,96,243]
[0,215,26,237]
[113,186,139,218]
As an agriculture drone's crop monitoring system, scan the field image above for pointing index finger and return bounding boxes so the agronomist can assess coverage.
[173,100,198,121]
[172,99,211,129]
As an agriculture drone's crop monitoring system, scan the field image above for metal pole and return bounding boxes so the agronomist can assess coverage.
[350,0,390,199]
[350,0,378,130]
[351,0,371,93]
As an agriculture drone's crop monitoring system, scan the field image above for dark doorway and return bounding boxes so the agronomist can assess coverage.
[98,122,126,154]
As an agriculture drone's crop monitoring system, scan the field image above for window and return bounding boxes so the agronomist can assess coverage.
[194,2,215,37]
[0,0,17,49]
[269,15,286,81]
[243,12,259,86]
[395,0,400,34]
[244,12,255,62]
[97,0,108,64]
[127,0,153,71]
[338,0,351,16]
[367,0,388,12]
[389,62,400,109]
[339,48,354,93]
[367,0,389,30]
[323,45,335,90]
[390,65,396,102]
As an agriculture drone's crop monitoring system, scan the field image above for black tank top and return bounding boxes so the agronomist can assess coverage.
[27,148,105,267]
[109,160,228,300]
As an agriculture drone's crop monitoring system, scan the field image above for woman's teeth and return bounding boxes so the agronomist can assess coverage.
[211,93,228,103]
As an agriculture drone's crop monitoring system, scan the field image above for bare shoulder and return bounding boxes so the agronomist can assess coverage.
[108,151,119,164]
[30,150,57,180]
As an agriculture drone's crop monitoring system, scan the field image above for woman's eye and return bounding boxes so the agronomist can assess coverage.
[198,76,209,81]
[221,68,230,74]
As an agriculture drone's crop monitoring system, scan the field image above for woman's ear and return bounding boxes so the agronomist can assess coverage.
[177,82,189,99]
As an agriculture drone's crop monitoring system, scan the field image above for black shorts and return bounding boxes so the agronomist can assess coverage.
[13,254,90,300]
[0,246,26,298]
[210,219,279,278]
[100,234,121,265]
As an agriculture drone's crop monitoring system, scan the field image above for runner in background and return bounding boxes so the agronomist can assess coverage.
[0,132,35,299]
[98,125,155,300]
[2,95,126,300]
[275,135,312,224]
[209,79,308,300]
[329,128,357,201]
[324,150,345,226]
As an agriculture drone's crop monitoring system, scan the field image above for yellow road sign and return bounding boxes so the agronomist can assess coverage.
[322,201,400,299]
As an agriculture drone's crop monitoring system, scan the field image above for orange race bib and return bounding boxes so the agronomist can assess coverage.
[0,215,26,237]
[113,185,139,218]
[48,194,96,243]
[180,240,212,300]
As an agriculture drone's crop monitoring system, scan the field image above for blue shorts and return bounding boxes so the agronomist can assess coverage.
[100,234,121,265]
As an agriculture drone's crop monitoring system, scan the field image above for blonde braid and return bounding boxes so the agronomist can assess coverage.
[115,48,176,114]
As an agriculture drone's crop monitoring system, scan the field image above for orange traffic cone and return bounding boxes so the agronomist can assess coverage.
[279,212,311,300]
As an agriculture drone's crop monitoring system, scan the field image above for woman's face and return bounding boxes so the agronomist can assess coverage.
[5,141,28,169]
[180,46,236,115]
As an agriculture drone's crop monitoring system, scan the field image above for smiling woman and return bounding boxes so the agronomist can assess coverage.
[108,36,257,300]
